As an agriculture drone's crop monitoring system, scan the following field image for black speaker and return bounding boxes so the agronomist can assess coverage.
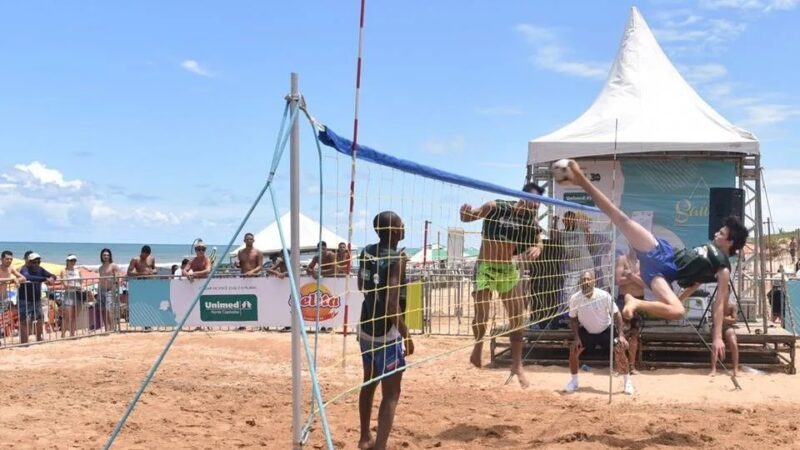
[708,187,744,240]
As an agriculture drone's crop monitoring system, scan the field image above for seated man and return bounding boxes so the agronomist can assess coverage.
[565,271,632,395]
[558,159,748,364]
[710,298,740,377]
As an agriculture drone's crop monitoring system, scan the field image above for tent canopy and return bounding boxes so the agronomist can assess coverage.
[232,212,352,255]
[528,7,759,164]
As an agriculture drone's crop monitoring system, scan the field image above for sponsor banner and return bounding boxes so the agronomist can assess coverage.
[129,277,362,329]
[129,278,175,327]
[784,280,800,335]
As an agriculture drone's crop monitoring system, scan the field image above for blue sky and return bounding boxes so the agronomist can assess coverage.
[1,0,798,244]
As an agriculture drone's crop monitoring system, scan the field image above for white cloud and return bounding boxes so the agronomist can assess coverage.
[514,24,608,79]
[760,169,800,231]
[680,63,728,84]
[181,59,212,77]
[6,161,83,190]
[474,106,524,116]
[700,0,799,11]
[739,104,800,128]
[90,200,195,226]
[653,16,746,54]
[421,135,465,155]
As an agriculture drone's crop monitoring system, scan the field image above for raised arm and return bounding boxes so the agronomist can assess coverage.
[127,258,137,277]
[711,268,731,360]
[459,201,496,223]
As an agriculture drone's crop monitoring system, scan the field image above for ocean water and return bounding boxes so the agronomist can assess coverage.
[0,242,227,266]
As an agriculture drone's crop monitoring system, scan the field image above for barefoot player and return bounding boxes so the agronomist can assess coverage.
[557,159,748,363]
[356,211,414,450]
[460,182,544,388]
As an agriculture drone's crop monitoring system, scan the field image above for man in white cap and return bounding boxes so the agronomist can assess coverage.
[18,252,56,344]
[187,240,211,280]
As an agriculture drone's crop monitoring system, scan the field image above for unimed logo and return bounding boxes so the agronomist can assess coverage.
[200,294,258,321]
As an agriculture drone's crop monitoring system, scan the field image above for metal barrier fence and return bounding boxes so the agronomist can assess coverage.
[1,275,124,348]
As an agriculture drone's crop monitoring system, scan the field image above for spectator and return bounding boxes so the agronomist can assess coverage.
[710,297,740,377]
[19,253,56,344]
[97,248,121,332]
[335,242,352,276]
[790,238,797,263]
[186,240,212,280]
[128,245,156,278]
[565,271,632,395]
[553,211,594,318]
[307,241,337,278]
[528,215,566,329]
[266,252,288,278]
[238,233,264,277]
[61,254,91,338]
[768,280,784,324]
[615,248,646,375]
[1,250,26,340]
[171,264,179,275]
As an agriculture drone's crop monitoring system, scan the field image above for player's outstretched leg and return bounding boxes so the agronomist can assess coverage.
[559,160,658,253]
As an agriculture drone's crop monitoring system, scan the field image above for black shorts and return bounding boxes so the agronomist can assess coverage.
[578,326,611,352]
[616,295,643,330]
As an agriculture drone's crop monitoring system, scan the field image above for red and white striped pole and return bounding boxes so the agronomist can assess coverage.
[343,0,367,360]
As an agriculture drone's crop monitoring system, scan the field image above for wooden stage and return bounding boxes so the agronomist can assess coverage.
[490,321,797,374]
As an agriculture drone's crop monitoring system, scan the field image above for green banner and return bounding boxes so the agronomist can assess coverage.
[200,294,258,321]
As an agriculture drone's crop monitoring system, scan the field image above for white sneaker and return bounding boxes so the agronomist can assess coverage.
[564,378,579,393]
[623,378,635,395]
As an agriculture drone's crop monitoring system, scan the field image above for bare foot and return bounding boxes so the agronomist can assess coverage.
[470,343,483,368]
[709,370,717,377]
[622,294,637,321]
[511,367,530,389]
[358,437,375,450]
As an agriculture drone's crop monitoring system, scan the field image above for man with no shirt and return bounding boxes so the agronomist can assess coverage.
[460,182,545,388]
[1,250,26,341]
[128,245,156,278]
[237,233,263,277]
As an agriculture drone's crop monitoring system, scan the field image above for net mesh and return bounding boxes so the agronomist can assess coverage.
[295,132,616,413]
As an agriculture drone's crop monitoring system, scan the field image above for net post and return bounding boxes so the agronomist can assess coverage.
[290,72,303,449]
[609,121,619,405]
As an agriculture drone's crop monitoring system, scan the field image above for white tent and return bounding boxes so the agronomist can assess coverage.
[232,212,351,255]
[528,7,759,164]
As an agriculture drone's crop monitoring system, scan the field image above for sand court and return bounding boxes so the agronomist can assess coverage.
[1,332,799,449]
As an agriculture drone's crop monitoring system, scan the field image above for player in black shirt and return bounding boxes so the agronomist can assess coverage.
[356,211,413,450]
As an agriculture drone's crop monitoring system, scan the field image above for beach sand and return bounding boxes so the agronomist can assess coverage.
[1,332,798,449]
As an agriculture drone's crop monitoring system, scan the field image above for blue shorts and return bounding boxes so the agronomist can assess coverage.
[17,300,44,322]
[637,238,678,287]
[360,336,406,377]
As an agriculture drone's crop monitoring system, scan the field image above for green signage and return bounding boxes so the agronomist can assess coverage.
[200,294,258,321]
[563,192,595,206]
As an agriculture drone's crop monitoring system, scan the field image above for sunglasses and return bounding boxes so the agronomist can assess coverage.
[196,247,207,252]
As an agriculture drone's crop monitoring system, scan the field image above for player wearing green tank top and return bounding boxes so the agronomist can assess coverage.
[459,182,544,388]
